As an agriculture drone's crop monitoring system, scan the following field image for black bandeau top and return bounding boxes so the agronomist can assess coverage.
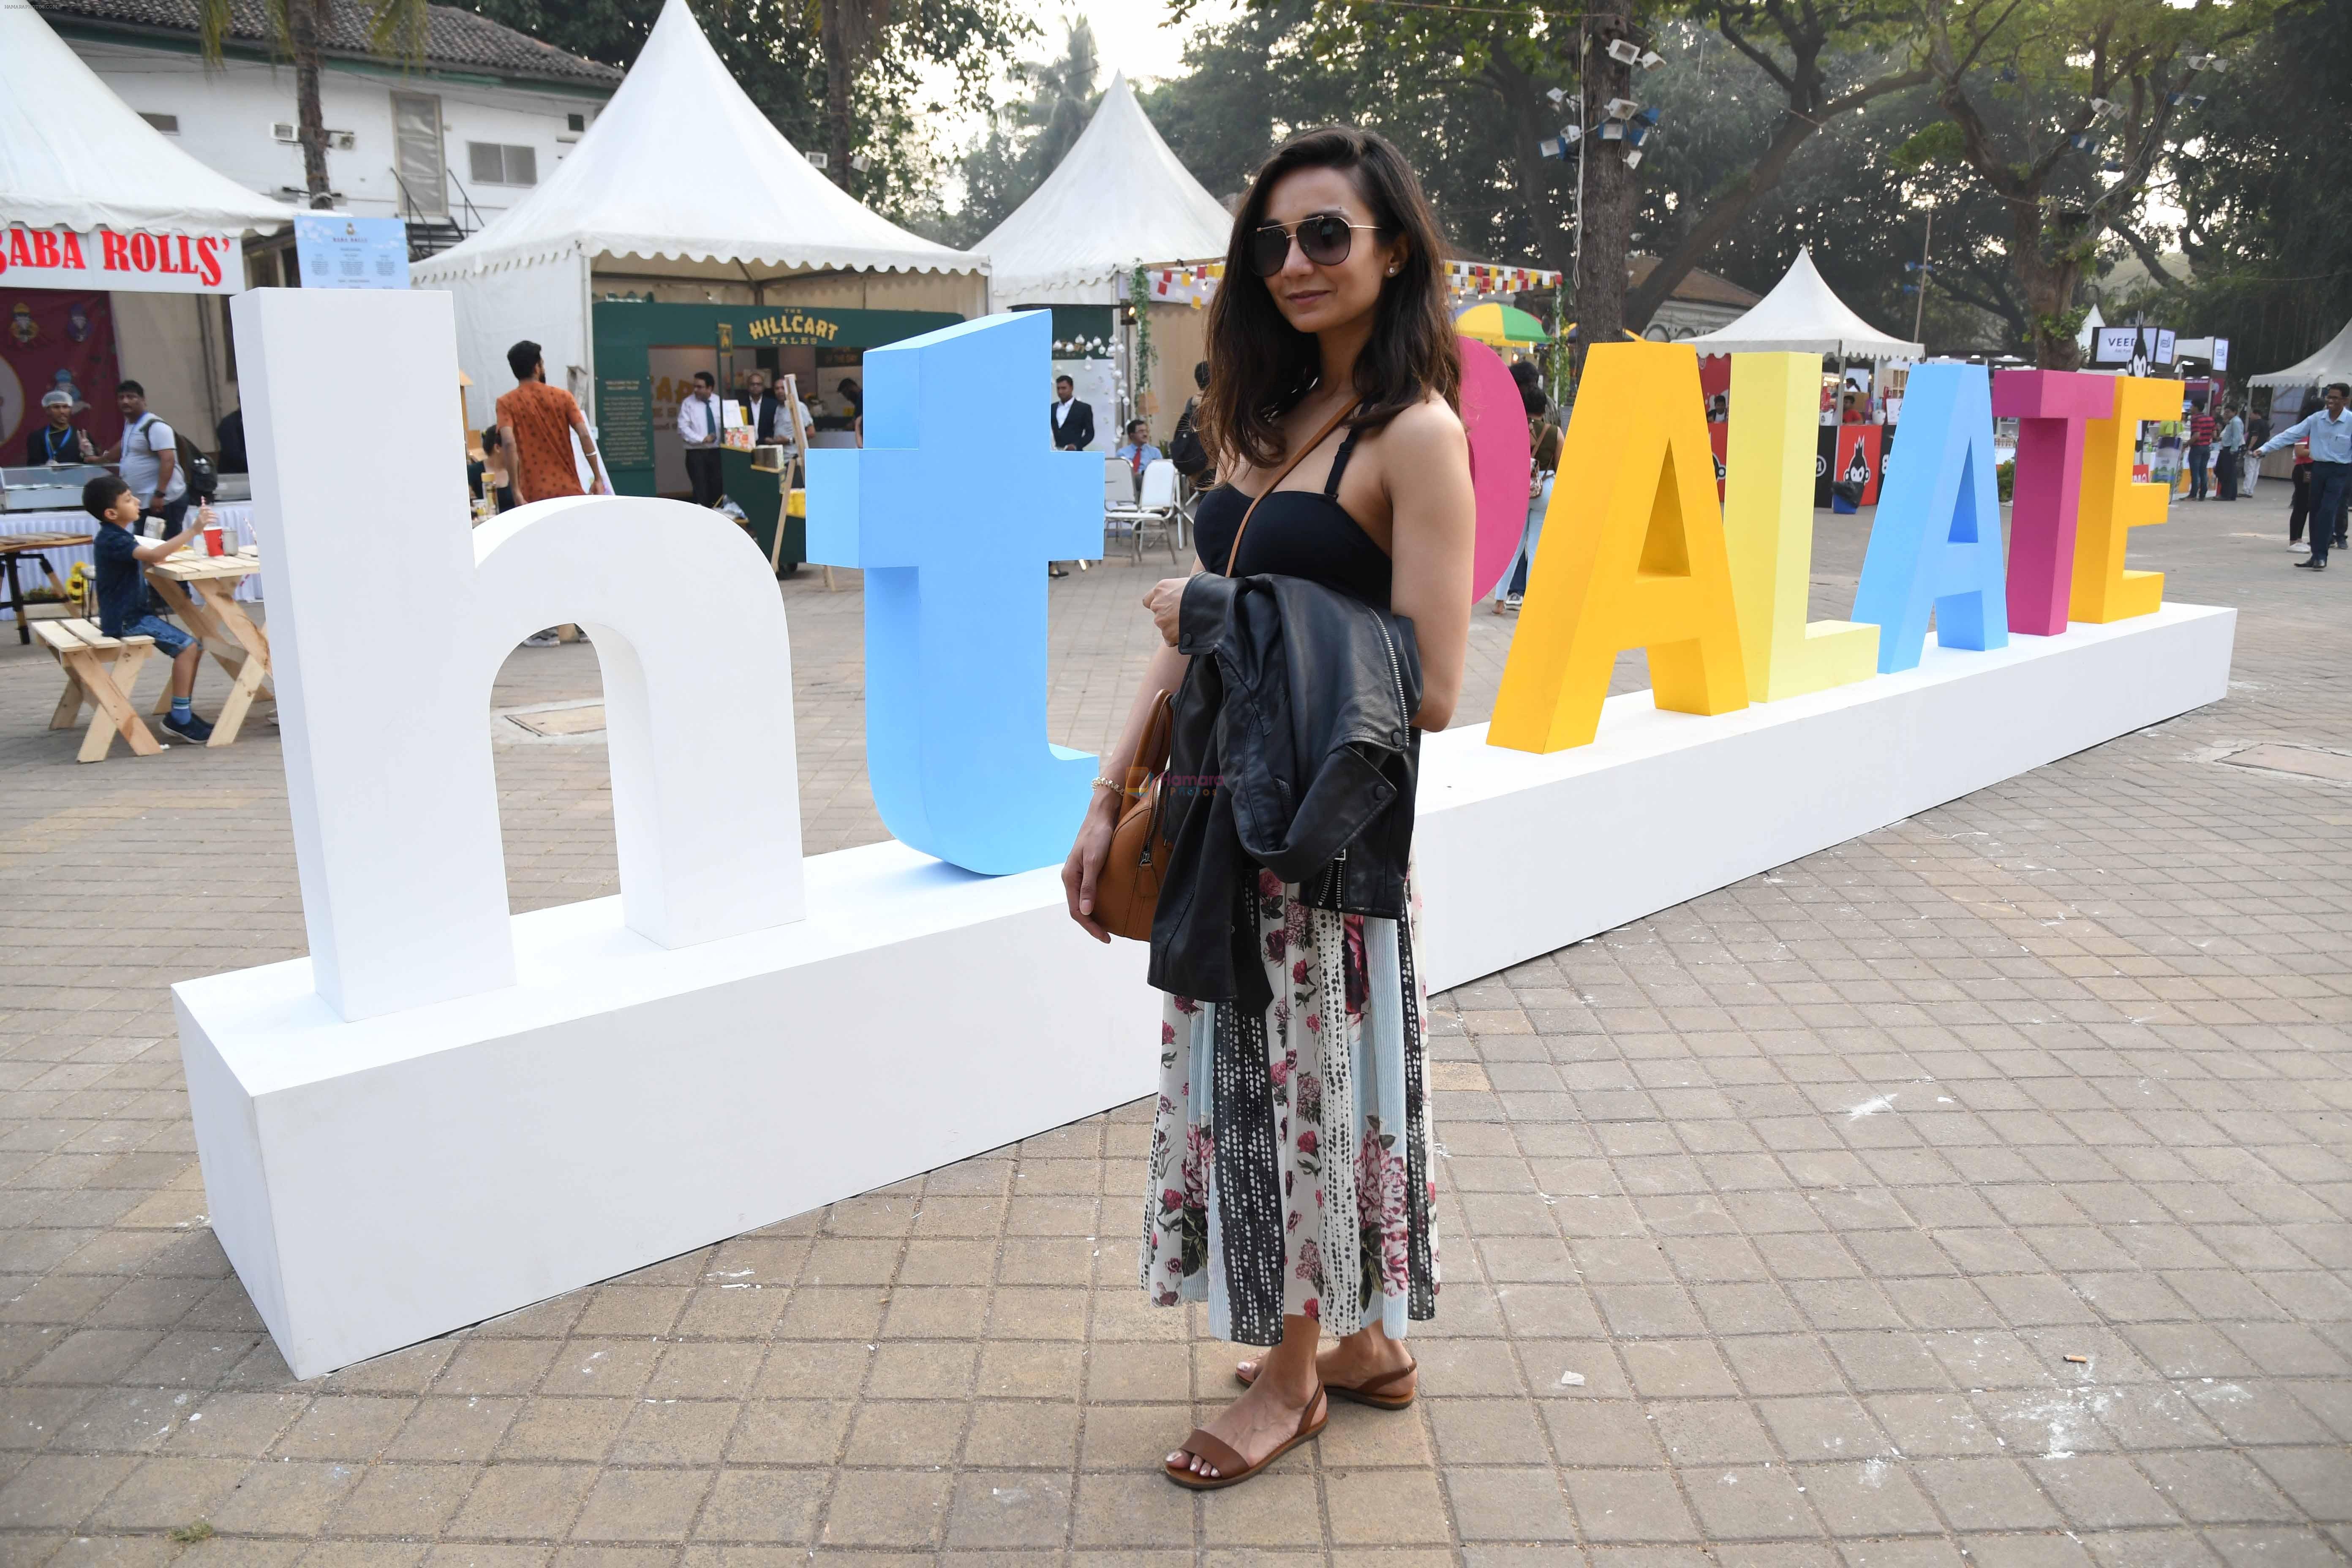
[1190,423,1392,608]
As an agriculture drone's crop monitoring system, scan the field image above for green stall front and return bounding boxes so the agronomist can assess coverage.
[590,299,962,571]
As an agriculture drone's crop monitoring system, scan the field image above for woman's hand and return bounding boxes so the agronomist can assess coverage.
[1143,577,1189,645]
[1062,792,1120,943]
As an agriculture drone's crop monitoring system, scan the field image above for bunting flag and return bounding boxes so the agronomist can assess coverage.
[1139,257,1563,313]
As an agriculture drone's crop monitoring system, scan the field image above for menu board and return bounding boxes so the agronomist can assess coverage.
[599,378,652,469]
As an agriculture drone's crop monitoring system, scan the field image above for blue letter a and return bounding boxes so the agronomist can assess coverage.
[1851,362,2010,672]
[806,312,1102,874]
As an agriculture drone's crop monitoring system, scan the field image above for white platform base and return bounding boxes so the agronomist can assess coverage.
[179,603,2234,1377]
[1412,602,2237,990]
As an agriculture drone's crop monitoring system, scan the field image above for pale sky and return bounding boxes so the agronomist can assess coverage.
[919,0,1241,150]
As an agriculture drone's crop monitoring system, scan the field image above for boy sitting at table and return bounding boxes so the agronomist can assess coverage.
[82,473,214,744]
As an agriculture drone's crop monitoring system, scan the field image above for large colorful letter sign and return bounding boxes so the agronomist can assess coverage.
[1993,369,2114,636]
[1489,341,1748,752]
[2071,376,2177,623]
[1458,335,1535,601]
[1722,353,1879,700]
[231,287,806,1022]
[1851,362,2009,672]
[806,312,1102,875]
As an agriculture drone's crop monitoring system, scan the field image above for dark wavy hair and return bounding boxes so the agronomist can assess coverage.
[1199,125,1460,474]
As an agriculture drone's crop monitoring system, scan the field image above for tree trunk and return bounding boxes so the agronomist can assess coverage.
[290,0,331,207]
[1572,20,1636,385]
[822,2,855,191]
[1998,190,2087,370]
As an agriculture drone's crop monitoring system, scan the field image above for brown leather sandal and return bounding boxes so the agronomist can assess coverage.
[1164,1384,1328,1491]
[1235,1354,1417,1410]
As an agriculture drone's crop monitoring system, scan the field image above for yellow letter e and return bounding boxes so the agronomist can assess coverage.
[1489,341,1750,753]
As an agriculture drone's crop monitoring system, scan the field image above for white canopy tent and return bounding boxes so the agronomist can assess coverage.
[1683,247,1924,359]
[975,72,1233,308]
[3,0,291,463]
[411,0,983,427]
[2250,318,2352,388]
[2,0,294,248]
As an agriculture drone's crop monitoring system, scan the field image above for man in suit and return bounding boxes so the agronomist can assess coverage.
[1048,374,1096,578]
[1050,375,1095,452]
[676,370,727,508]
[743,370,784,445]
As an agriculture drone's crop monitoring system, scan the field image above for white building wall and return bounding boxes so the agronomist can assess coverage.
[67,37,608,227]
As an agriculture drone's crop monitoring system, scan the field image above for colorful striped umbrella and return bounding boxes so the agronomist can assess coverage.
[1454,302,1551,346]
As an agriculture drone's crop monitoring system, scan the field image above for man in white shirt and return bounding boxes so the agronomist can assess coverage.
[676,370,726,509]
[98,379,188,534]
[2256,381,2352,570]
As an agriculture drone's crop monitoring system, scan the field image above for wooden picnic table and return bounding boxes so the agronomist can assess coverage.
[143,544,274,746]
[1,531,91,645]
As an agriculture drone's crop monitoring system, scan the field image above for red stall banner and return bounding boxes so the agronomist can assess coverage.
[1,291,123,460]
[0,222,245,295]
[1834,423,1884,506]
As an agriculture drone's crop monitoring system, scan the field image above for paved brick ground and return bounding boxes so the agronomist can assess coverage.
[0,488,2344,1566]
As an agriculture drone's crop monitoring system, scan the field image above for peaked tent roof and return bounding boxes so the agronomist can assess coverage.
[975,72,1232,306]
[2,0,293,236]
[2250,317,2352,387]
[412,0,976,281]
[1682,247,1923,359]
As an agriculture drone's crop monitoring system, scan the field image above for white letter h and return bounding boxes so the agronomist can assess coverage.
[232,289,804,1022]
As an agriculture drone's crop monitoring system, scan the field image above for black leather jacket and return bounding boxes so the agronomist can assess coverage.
[1147,572,1422,1013]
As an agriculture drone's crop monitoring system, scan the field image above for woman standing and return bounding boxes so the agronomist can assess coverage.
[1061,125,1475,1488]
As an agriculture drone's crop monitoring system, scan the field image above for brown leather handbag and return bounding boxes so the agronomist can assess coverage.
[1094,688,1176,941]
[1092,400,1360,942]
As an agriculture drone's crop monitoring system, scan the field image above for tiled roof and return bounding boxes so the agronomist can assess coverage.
[1631,255,1763,308]
[32,0,623,86]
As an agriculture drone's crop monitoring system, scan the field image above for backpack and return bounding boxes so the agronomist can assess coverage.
[1166,398,1211,478]
[177,433,218,501]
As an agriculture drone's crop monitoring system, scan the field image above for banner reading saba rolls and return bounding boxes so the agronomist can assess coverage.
[0,220,245,294]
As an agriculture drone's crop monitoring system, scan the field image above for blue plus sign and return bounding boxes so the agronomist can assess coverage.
[806,310,1105,875]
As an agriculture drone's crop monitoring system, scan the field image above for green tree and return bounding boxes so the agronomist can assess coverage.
[199,0,433,208]
[933,19,1102,246]
[1151,0,1953,374]
[1905,0,2283,367]
[2125,0,2352,375]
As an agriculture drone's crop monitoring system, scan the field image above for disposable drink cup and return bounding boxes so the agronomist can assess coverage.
[203,523,223,556]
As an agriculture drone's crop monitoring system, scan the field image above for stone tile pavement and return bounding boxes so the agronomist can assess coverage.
[0,491,2344,1565]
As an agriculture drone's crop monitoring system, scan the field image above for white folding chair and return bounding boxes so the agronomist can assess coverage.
[1102,456,1139,558]
[1108,459,1184,565]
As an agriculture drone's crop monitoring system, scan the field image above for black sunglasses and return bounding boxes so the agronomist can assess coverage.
[1248,213,1388,277]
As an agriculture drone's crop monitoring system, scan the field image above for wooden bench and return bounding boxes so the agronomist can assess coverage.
[36,618,162,762]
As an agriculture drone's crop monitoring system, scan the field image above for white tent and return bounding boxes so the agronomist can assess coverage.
[1,0,292,239]
[975,72,1232,308]
[2077,304,2105,357]
[2250,318,2352,387]
[1683,246,1924,359]
[411,0,983,425]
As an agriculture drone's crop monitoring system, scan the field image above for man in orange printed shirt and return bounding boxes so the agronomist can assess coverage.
[495,339,608,645]
[496,339,608,506]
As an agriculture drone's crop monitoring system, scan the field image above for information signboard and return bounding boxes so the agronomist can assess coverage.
[294,214,411,290]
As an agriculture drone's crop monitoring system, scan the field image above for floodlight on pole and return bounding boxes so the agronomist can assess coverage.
[1603,97,1639,120]
[1638,49,1663,68]
[1546,86,1571,107]
[1606,37,1642,65]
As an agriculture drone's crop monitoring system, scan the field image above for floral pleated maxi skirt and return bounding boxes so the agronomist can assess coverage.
[1141,869,1440,1346]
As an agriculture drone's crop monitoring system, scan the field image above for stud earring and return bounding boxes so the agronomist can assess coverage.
[1386,264,1399,276]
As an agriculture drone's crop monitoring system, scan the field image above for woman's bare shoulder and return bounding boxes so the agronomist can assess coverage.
[1376,394,1468,461]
